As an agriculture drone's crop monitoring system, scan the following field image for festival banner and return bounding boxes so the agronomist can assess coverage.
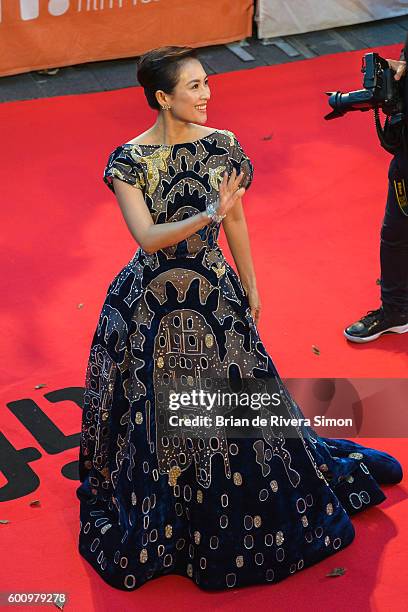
[0,0,254,77]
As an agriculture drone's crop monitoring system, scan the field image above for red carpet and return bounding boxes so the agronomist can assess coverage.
[0,44,407,611]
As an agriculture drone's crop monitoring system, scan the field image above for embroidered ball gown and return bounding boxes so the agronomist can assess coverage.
[76,129,403,591]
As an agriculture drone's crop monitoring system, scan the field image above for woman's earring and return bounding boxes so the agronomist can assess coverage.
[161,104,171,110]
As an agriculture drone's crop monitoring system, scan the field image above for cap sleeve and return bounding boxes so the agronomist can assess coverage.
[227,133,254,191]
[103,146,145,194]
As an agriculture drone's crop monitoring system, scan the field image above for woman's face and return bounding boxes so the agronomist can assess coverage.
[164,58,211,124]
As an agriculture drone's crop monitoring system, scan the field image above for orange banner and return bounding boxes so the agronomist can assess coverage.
[0,0,254,77]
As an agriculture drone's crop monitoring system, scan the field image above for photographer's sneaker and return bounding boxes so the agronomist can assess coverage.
[344,307,408,343]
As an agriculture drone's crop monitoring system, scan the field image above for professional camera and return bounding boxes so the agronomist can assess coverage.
[324,52,406,153]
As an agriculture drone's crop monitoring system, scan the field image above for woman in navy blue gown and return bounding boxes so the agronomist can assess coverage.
[76,46,403,591]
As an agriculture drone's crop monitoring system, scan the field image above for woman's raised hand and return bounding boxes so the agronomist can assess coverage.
[217,168,246,217]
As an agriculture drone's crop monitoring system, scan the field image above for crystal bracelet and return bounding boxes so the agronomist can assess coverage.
[206,200,226,224]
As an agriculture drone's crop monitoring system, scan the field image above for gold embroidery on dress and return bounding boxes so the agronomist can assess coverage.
[168,465,181,486]
[209,165,227,190]
[108,166,141,188]
[217,129,236,146]
[135,146,171,196]
[212,262,226,278]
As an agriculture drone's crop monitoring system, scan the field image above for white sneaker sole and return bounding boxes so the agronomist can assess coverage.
[344,323,408,343]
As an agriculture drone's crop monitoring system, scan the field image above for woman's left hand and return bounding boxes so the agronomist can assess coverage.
[244,285,261,326]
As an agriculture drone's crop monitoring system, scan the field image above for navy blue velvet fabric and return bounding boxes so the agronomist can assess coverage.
[76,129,403,591]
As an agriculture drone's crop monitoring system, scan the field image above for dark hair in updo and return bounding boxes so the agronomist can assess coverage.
[136,46,200,111]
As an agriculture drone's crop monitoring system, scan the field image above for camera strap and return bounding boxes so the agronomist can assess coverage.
[393,178,408,216]
[373,108,405,155]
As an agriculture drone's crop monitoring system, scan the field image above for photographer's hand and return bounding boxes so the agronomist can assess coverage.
[386,58,407,81]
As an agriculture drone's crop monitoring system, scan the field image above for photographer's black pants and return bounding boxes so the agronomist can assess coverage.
[381,151,408,313]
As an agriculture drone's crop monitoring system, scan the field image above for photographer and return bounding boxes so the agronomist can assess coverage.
[344,42,408,342]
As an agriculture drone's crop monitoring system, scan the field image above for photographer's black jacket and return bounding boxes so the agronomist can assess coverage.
[400,32,408,61]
